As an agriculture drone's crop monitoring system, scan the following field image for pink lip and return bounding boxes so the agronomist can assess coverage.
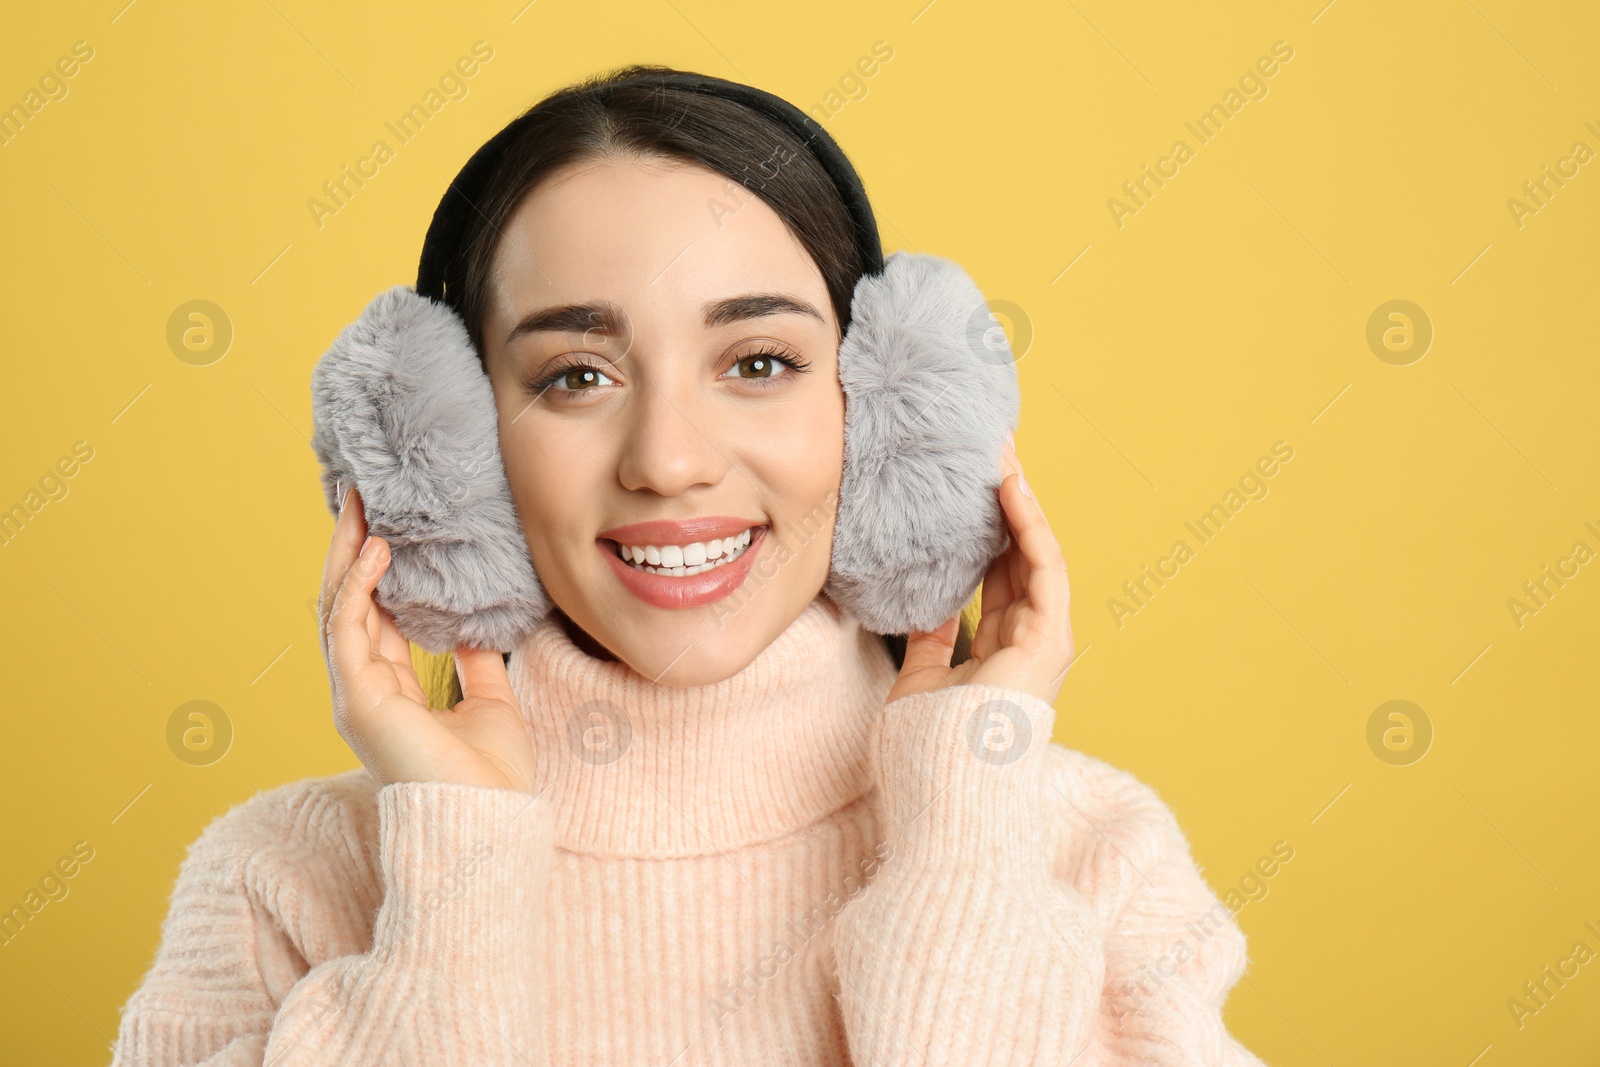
[598,526,768,610]
[597,515,761,545]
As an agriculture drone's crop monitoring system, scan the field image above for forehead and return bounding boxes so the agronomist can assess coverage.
[488,157,831,323]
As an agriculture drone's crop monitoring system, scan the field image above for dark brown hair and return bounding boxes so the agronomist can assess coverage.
[419,64,976,690]
[442,63,868,358]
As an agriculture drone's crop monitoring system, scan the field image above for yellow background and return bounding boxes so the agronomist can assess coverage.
[2,1,1597,1063]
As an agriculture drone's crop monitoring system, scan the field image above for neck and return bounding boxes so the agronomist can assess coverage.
[554,607,618,663]
[506,595,898,858]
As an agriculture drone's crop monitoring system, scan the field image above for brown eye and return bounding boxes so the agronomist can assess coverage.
[524,360,615,398]
[559,367,606,390]
[738,354,780,378]
[723,346,812,385]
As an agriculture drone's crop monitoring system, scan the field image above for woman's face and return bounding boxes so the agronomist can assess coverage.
[479,155,846,686]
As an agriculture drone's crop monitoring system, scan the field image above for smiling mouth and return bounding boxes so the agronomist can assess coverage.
[607,526,759,578]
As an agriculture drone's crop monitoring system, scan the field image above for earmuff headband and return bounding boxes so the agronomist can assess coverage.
[414,70,886,309]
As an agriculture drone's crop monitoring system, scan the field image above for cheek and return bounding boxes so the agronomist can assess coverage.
[762,386,845,525]
[496,419,593,556]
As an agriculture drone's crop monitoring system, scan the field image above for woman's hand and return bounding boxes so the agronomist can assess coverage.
[885,434,1074,708]
[318,484,540,794]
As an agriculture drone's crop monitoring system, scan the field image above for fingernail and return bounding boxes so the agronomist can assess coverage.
[336,480,346,511]
[359,534,372,556]
[1018,468,1034,501]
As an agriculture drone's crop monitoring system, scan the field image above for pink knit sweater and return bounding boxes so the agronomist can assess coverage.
[111,595,1268,1065]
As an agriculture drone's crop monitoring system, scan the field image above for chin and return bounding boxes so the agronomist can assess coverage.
[618,605,779,687]
[563,579,808,686]
[550,535,824,684]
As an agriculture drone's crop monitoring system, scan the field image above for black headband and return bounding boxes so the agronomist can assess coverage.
[414,69,885,305]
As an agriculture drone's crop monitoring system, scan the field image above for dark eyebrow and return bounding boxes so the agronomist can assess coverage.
[701,293,826,329]
[505,301,627,346]
[504,292,824,346]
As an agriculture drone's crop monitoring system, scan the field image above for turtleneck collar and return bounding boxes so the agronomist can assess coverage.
[505,594,900,859]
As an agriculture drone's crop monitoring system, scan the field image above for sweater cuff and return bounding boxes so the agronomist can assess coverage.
[872,683,1058,871]
[371,780,554,982]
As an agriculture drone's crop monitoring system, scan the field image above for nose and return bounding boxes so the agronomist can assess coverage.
[614,374,729,498]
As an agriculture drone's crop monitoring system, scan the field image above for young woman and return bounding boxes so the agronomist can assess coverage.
[112,66,1269,1066]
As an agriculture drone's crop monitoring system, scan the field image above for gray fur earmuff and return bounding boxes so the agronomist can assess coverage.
[824,250,1020,635]
[309,249,1019,652]
[310,285,549,653]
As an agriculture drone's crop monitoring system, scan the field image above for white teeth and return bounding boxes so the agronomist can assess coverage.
[616,528,756,577]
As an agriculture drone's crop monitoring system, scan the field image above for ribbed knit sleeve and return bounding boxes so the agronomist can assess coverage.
[110,776,556,1066]
[832,683,1104,1064]
[1047,749,1269,1065]
[831,683,1268,1066]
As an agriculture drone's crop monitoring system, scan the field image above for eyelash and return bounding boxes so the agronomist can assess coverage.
[523,345,813,398]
